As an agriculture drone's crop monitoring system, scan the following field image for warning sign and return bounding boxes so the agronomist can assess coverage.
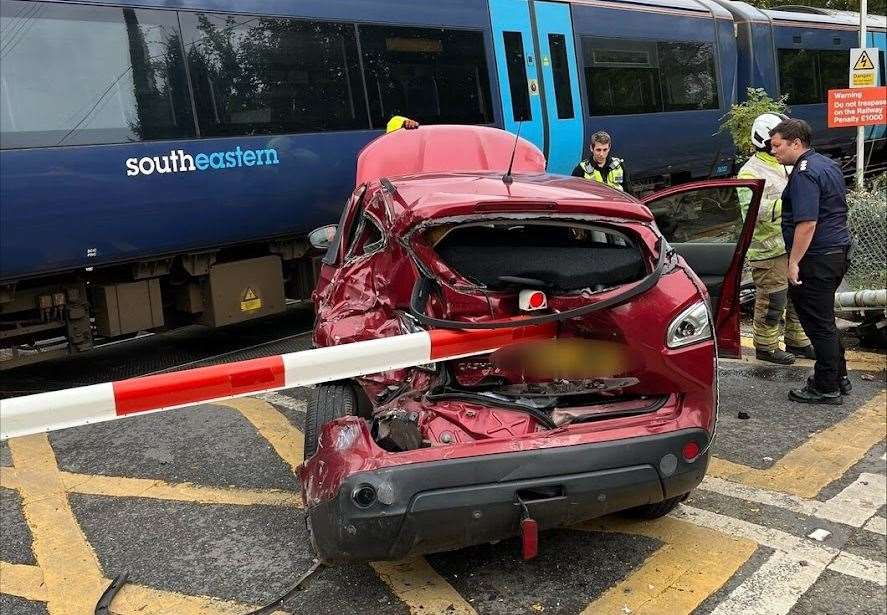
[240,287,262,312]
[849,48,879,88]
[828,87,887,128]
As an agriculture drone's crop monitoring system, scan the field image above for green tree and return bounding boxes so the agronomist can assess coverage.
[719,87,789,160]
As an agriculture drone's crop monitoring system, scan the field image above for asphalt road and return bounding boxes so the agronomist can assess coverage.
[1,345,885,615]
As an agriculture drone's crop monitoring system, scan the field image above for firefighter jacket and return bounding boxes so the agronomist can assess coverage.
[737,151,792,261]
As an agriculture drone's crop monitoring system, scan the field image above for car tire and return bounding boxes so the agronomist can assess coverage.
[304,383,357,460]
[623,492,689,520]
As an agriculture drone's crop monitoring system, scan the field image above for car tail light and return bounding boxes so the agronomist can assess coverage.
[682,441,701,461]
[519,290,547,311]
[666,300,712,349]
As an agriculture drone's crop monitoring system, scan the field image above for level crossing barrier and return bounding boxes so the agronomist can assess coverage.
[0,323,556,440]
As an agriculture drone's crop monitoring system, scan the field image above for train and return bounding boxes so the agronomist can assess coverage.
[0,0,885,368]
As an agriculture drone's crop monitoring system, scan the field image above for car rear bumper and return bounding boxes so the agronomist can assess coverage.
[304,428,709,562]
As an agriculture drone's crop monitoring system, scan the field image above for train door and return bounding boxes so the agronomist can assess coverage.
[533,1,584,174]
[488,0,584,174]
[488,0,546,154]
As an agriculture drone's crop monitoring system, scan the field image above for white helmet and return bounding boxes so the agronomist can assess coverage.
[751,112,788,151]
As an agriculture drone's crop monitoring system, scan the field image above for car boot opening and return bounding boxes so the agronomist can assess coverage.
[430,222,647,292]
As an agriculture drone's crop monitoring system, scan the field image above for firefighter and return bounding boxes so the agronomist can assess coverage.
[572,131,626,192]
[386,116,419,133]
[738,113,814,365]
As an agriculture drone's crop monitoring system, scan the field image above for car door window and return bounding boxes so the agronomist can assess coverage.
[345,213,385,261]
[645,187,743,244]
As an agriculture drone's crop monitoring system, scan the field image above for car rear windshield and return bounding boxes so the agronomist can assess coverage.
[430,222,646,293]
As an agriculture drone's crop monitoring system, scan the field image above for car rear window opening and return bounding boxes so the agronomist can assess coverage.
[430,223,646,292]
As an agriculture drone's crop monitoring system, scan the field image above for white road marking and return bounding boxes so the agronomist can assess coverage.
[863,516,887,536]
[830,552,887,587]
[817,473,887,527]
[257,392,307,413]
[708,552,824,615]
[699,473,887,529]
[674,505,885,586]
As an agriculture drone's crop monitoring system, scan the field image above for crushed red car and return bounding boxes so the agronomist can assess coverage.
[298,125,763,563]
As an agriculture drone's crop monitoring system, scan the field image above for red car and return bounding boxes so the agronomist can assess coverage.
[298,125,763,563]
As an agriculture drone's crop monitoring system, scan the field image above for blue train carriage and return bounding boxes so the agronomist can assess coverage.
[0,0,507,367]
[0,0,743,368]
[716,1,886,166]
[553,0,740,189]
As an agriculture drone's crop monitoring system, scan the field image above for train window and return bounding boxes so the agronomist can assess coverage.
[548,34,575,119]
[503,32,532,122]
[778,49,818,104]
[657,42,719,111]
[359,26,493,127]
[179,13,368,137]
[0,0,194,149]
[778,49,850,104]
[583,38,660,115]
[817,50,848,95]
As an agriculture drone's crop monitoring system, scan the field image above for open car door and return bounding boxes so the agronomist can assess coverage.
[641,178,764,358]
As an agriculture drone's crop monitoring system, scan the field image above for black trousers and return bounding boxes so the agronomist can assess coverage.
[788,250,848,393]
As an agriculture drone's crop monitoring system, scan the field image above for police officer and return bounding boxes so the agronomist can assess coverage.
[770,118,852,404]
[572,131,626,191]
[737,113,813,365]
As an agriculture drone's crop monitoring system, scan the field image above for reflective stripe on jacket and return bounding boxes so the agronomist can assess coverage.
[737,152,792,261]
[578,157,624,191]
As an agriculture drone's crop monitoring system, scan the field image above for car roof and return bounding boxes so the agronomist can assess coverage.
[379,171,655,224]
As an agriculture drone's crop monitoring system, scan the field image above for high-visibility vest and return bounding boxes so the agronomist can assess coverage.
[579,158,625,191]
[737,152,792,261]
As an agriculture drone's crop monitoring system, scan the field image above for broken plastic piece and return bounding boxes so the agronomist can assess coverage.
[372,414,423,452]
[807,528,831,541]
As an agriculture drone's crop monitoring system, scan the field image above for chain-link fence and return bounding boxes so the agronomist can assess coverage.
[846,175,887,291]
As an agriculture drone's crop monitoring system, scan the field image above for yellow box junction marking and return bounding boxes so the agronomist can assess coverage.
[0,431,294,614]
[221,397,304,473]
[372,557,478,615]
[579,516,757,615]
[710,389,887,498]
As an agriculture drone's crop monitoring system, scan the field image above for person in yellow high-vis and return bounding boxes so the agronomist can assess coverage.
[737,113,813,365]
[386,116,419,133]
[571,131,626,192]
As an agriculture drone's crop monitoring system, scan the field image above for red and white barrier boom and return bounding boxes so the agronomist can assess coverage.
[0,324,555,440]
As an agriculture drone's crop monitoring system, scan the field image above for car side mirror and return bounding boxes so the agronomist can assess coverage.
[309,224,337,251]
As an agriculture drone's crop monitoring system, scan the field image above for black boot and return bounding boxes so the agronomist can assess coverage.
[756,348,795,365]
[789,384,843,405]
[786,344,816,359]
[809,375,852,395]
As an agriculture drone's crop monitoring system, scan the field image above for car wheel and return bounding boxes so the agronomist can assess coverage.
[304,383,357,460]
[623,492,689,520]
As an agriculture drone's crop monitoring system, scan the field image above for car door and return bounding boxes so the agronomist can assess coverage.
[641,178,764,358]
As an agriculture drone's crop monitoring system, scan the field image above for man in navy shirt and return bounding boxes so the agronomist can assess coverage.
[770,119,852,405]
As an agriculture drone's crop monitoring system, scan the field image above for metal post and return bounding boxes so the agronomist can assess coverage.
[857,0,868,190]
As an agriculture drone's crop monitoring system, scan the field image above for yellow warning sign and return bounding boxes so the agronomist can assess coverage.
[240,287,262,311]
[849,48,879,89]
[853,50,875,71]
